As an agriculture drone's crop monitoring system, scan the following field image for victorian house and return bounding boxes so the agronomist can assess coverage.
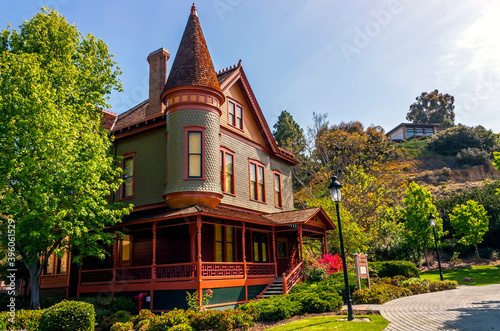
[39,4,335,311]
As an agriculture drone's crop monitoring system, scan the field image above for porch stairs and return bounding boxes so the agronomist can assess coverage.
[259,277,283,299]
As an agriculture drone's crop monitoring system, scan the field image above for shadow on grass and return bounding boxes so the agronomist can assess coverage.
[444,300,500,330]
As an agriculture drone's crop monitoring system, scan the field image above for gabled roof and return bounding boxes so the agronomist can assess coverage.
[113,100,149,132]
[162,4,221,94]
[217,61,298,165]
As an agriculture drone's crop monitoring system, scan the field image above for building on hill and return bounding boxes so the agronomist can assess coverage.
[386,122,442,141]
[39,4,335,311]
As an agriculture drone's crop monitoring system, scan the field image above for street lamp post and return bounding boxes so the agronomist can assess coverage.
[329,176,354,321]
[429,212,444,281]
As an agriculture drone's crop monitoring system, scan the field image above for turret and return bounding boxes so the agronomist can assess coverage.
[162,4,225,209]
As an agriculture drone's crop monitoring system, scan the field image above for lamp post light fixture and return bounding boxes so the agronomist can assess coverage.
[328,175,354,321]
[429,212,444,281]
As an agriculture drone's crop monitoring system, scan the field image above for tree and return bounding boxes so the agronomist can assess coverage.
[428,125,499,156]
[401,182,445,267]
[406,89,455,125]
[0,9,130,308]
[272,110,306,157]
[449,200,489,258]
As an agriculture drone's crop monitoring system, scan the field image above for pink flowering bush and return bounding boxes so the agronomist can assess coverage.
[318,254,343,274]
[304,254,343,281]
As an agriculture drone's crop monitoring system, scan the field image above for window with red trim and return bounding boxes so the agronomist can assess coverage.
[220,149,235,194]
[249,161,265,202]
[228,100,243,130]
[274,172,283,208]
[184,127,205,179]
[121,153,135,199]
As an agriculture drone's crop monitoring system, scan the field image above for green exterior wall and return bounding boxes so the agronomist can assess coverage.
[114,128,166,207]
[164,109,222,196]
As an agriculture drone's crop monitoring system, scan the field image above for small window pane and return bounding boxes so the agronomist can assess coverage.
[227,243,234,262]
[189,155,202,177]
[121,235,131,261]
[215,242,223,262]
[215,225,223,241]
[46,255,54,275]
[58,253,68,274]
[250,163,256,181]
[236,106,243,129]
[124,158,134,178]
[188,132,202,154]
[229,102,235,126]
[261,242,267,262]
[124,178,133,198]
[253,242,259,261]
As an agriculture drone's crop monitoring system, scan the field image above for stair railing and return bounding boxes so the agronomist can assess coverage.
[282,261,303,294]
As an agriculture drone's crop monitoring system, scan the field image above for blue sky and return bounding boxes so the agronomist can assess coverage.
[2,0,499,134]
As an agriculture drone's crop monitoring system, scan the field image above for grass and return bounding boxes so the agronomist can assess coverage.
[267,315,389,331]
[421,264,500,286]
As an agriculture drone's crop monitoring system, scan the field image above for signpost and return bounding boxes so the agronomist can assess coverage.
[354,252,370,290]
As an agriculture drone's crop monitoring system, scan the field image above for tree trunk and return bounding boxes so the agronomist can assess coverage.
[424,248,430,268]
[28,264,41,309]
[475,245,480,259]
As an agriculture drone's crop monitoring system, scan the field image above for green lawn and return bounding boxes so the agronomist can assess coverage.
[421,264,500,285]
[267,315,389,331]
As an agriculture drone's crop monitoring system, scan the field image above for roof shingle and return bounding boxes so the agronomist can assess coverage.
[163,5,221,93]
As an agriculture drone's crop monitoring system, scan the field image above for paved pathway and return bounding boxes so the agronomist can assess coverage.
[378,284,500,330]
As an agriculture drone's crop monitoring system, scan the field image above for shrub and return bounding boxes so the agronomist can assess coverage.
[136,319,151,331]
[101,310,133,331]
[290,291,342,314]
[150,309,191,331]
[352,284,412,304]
[317,254,343,274]
[133,309,155,329]
[428,125,499,156]
[110,321,133,331]
[238,295,302,322]
[39,300,95,331]
[456,147,490,166]
[186,290,213,312]
[169,323,194,331]
[370,261,420,278]
[302,261,328,282]
[429,280,458,292]
[0,309,45,331]
[399,277,430,288]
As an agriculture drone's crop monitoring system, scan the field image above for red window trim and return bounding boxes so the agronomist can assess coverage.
[248,159,266,204]
[184,126,206,180]
[273,170,283,209]
[120,152,136,200]
[220,147,236,196]
[227,98,244,131]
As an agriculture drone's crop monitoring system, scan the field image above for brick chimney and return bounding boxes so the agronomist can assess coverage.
[146,48,170,117]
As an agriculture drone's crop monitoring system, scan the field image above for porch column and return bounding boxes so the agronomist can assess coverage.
[272,227,277,277]
[152,222,157,280]
[298,225,303,262]
[242,223,247,280]
[196,215,202,306]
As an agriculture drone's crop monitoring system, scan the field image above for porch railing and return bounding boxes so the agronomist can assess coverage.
[80,262,275,284]
[282,262,303,294]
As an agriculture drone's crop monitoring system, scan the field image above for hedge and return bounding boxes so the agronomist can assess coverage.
[370,261,420,278]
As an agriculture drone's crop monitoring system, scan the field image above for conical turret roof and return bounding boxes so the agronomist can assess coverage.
[163,4,221,94]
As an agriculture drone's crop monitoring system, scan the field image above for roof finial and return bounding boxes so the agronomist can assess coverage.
[191,3,198,17]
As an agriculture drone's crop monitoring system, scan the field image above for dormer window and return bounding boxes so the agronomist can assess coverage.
[228,100,243,130]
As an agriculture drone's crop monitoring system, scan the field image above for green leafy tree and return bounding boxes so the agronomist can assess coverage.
[428,125,499,156]
[401,182,445,267]
[0,9,130,308]
[449,200,489,258]
[406,89,455,125]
